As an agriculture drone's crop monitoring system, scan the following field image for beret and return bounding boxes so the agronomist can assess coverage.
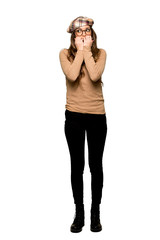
[67,16,94,33]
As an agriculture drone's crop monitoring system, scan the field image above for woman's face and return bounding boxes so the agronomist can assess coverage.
[74,25,91,40]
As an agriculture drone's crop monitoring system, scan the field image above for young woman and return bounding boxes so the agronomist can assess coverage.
[59,16,107,233]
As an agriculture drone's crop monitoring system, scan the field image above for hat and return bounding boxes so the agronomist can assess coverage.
[67,16,94,33]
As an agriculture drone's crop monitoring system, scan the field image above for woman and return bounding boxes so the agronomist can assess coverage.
[59,16,107,233]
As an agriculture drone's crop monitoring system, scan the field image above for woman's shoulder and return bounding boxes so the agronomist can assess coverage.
[59,48,68,55]
[59,48,69,61]
[98,49,107,61]
[99,48,107,56]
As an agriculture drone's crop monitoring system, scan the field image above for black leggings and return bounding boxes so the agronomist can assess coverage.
[64,109,107,205]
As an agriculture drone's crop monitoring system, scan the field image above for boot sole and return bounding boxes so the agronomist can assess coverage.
[70,228,83,233]
[90,227,102,232]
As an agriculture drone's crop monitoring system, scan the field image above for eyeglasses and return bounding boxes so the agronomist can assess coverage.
[75,28,91,36]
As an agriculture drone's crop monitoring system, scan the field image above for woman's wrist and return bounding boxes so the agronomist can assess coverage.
[83,45,91,51]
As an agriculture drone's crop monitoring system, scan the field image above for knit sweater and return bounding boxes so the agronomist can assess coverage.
[59,46,107,114]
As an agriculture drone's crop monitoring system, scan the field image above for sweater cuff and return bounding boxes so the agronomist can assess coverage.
[77,49,84,54]
[83,46,92,60]
[76,49,84,61]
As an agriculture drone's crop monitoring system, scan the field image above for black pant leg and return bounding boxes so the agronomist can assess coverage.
[64,110,85,205]
[86,114,107,205]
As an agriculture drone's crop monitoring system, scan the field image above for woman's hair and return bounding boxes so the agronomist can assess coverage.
[67,27,103,84]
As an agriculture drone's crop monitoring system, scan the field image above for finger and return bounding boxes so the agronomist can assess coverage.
[75,38,82,43]
[75,36,81,40]
[85,35,91,40]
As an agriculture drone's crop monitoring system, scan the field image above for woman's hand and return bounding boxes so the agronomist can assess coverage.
[75,37,84,51]
[84,36,93,49]
[75,36,94,50]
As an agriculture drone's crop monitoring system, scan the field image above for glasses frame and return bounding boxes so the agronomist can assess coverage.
[75,28,91,36]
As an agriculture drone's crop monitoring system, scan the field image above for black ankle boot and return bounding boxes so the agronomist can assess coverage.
[70,204,84,233]
[90,205,102,232]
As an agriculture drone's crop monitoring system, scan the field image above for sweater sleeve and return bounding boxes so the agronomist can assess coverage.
[83,47,107,82]
[59,48,84,82]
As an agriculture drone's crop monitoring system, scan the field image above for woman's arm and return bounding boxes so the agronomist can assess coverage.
[83,47,107,82]
[59,49,84,82]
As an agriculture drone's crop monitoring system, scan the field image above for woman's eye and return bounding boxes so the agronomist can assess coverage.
[86,29,90,32]
[77,29,81,32]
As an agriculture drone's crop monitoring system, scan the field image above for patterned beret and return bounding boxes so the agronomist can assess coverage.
[67,16,94,33]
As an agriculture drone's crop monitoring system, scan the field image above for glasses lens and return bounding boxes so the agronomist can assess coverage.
[86,29,91,35]
[76,29,82,35]
[75,28,91,35]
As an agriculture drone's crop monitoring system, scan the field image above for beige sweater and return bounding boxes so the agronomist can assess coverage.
[59,46,107,114]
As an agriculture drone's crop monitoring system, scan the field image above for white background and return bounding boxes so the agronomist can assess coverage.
[0,0,160,239]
